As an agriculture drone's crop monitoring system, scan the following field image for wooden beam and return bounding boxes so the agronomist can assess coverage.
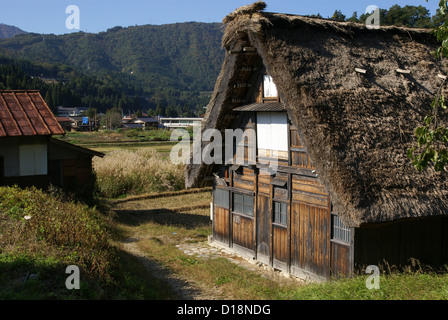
[438,73,447,80]
[230,169,234,248]
[269,181,273,267]
[254,168,258,259]
[287,173,292,273]
[355,68,366,74]
[240,66,256,72]
[228,48,257,55]
[396,68,411,74]
[243,46,256,52]
[233,82,251,88]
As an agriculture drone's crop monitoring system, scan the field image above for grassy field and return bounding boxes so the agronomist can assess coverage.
[111,189,448,300]
[0,185,187,300]
[2,131,448,300]
[57,129,181,155]
[2,183,448,300]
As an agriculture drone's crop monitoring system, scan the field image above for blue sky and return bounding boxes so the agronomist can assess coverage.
[0,0,441,35]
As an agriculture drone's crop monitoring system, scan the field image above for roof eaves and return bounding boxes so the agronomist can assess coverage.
[233,102,285,112]
[49,137,105,158]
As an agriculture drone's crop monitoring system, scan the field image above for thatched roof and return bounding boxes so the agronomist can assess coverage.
[185,2,448,227]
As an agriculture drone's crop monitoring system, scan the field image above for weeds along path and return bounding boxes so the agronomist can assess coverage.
[111,188,227,300]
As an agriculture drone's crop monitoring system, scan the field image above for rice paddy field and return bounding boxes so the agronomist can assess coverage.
[56,129,178,155]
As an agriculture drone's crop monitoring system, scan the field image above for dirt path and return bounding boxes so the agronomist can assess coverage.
[119,234,303,300]
[120,237,225,300]
[112,190,304,300]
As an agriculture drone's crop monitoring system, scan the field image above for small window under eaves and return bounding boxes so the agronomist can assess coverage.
[19,143,47,176]
[331,214,351,244]
[263,75,278,98]
[256,112,288,158]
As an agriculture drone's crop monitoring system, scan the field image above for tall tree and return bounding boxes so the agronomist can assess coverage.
[347,11,359,23]
[383,5,431,28]
[155,103,166,117]
[408,0,448,171]
[44,90,54,109]
[330,10,346,22]
[431,7,448,27]
[166,105,178,117]
[100,107,122,130]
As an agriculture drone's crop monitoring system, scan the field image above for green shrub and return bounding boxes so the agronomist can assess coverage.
[0,186,116,280]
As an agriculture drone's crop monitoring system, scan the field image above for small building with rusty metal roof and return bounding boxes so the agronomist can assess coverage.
[0,90,103,197]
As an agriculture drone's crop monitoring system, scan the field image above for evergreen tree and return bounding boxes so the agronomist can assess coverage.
[331,10,346,22]
[44,90,54,109]
[155,103,166,117]
[347,11,359,23]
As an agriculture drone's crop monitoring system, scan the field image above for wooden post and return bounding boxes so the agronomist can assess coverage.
[229,169,234,248]
[254,168,258,258]
[287,172,292,273]
[269,181,274,267]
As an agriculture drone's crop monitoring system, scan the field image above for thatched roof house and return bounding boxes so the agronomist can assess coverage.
[186,2,448,229]
[185,2,448,280]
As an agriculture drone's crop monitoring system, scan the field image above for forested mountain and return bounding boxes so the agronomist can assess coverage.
[0,4,445,116]
[0,23,27,39]
[0,55,145,116]
[0,22,224,116]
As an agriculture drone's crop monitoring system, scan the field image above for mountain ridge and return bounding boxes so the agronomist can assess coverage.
[0,22,225,113]
[0,23,28,39]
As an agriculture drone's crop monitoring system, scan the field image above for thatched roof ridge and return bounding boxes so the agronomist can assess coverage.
[222,0,267,24]
[186,2,448,227]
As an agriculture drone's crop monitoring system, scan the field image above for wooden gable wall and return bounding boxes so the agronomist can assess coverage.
[210,68,354,281]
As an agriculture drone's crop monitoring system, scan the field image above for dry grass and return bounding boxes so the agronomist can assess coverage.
[93,148,185,198]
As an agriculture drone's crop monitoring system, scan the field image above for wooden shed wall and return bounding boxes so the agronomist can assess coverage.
[354,215,448,271]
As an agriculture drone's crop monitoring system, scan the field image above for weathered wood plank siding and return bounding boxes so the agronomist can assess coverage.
[331,242,353,277]
[213,205,230,245]
[290,127,314,170]
[232,214,254,250]
[273,224,288,263]
[256,188,271,263]
[354,215,448,271]
[233,168,255,192]
[212,187,231,245]
[290,202,330,279]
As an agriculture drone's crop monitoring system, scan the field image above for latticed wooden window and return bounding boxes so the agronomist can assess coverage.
[214,188,229,209]
[331,214,351,243]
[263,75,278,98]
[233,193,254,216]
[273,201,287,226]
